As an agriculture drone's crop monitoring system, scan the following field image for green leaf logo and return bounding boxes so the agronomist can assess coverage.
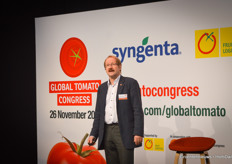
[142,36,149,45]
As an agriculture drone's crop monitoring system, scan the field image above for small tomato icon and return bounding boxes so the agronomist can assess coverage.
[47,133,106,164]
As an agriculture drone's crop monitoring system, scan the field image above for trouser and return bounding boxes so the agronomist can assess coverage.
[104,123,134,164]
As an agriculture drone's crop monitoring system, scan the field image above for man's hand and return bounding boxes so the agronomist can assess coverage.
[134,135,143,145]
[88,136,96,146]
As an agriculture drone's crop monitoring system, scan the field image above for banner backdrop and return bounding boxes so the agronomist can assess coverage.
[36,0,232,163]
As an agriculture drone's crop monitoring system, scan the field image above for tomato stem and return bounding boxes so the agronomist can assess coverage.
[58,131,77,153]
[58,132,96,158]
[77,133,89,155]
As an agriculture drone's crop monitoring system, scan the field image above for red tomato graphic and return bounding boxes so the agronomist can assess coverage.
[60,37,88,77]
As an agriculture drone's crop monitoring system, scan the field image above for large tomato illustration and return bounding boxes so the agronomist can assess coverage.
[47,133,106,164]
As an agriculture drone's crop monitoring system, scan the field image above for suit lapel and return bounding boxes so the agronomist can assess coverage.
[102,82,108,108]
[117,75,125,101]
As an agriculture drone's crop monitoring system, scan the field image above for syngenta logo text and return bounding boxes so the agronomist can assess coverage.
[112,37,180,63]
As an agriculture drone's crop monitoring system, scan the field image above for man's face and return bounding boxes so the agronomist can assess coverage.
[105,57,121,79]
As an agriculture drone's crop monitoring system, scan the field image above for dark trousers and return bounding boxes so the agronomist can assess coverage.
[104,124,134,164]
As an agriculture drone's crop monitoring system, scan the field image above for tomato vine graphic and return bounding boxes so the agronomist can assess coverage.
[60,37,88,78]
[198,32,216,54]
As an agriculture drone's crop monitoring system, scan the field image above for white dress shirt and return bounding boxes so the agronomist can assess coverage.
[105,75,120,124]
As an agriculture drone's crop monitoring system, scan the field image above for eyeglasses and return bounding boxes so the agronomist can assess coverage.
[105,63,118,68]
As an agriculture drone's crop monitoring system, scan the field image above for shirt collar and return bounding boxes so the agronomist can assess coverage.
[108,75,121,86]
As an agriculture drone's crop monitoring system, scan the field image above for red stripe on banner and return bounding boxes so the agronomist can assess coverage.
[57,94,92,106]
[49,80,101,93]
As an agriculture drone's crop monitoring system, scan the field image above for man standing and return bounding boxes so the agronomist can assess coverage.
[88,55,144,164]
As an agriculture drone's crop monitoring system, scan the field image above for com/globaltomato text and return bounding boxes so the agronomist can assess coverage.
[144,105,226,118]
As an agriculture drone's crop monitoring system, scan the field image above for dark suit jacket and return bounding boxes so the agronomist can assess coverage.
[90,75,144,150]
